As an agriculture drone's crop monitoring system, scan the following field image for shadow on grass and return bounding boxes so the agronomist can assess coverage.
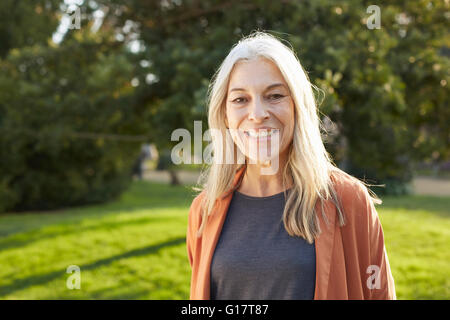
[0,215,180,251]
[0,181,199,238]
[0,236,186,297]
[88,279,187,300]
[0,181,199,256]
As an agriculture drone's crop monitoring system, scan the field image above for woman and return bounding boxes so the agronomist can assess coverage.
[186,31,396,300]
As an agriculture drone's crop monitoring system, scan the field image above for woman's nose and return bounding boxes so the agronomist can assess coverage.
[248,97,269,122]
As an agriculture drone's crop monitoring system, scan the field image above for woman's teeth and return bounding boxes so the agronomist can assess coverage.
[245,130,277,138]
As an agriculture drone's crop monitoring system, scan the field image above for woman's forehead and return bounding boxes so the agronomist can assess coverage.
[228,58,287,92]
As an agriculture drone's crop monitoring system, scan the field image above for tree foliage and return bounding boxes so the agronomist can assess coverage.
[97,0,448,191]
[0,7,150,212]
[0,0,448,212]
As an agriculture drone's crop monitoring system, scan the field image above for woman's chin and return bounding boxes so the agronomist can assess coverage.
[245,156,280,175]
[246,154,280,165]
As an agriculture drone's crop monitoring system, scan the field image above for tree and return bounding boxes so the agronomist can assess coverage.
[95,0,448,193]
[1,0,448,213]
[0,3,151,212]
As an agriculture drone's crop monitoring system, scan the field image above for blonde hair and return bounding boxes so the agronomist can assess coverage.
[194,31,381,244]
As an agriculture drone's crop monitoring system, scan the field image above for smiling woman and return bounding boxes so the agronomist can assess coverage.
[225,57,295,179]
[186,31,396,300]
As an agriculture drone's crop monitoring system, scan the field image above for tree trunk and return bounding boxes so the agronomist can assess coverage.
[168,169,180,186]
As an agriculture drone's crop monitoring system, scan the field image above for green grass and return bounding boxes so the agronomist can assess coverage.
[0,181,197,299]
[0,181,448,299]
[377,195,450,299]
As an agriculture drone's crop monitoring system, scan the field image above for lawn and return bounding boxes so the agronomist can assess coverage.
[0,180,448,299]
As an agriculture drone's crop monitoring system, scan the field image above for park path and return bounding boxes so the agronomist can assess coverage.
[143,170,450,197]
[144,170,201,185]
[412,176,450,196]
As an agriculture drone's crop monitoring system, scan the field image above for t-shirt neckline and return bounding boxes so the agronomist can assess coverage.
[234,188,291,200]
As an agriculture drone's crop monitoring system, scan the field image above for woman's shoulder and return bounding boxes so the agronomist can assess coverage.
[329,168,379,224]
[187,190,207,228]
[190,189,206,210]
[330,168,368,198]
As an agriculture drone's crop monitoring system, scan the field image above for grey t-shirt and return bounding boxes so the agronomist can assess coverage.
[210,189,316,300]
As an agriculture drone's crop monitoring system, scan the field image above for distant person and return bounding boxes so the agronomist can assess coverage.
[186,31,396,300]
[132,150,146,180]
[142,143,152,160]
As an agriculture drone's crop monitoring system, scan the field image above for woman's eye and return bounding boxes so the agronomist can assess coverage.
[232,97,247,103]
[268,94,285,100]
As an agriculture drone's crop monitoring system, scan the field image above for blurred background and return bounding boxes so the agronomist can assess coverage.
[0,0,448,299]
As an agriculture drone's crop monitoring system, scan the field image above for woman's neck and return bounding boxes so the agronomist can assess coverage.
[237,154,292,197]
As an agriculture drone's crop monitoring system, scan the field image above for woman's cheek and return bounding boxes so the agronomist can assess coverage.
[226,107,240,129]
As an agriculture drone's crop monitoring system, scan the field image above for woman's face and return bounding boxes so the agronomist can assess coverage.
[225,57,295,167]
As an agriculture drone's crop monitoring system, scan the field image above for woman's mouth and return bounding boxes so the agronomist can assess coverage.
[244,128,279,139]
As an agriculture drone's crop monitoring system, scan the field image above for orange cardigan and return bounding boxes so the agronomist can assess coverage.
[186,166,396,300]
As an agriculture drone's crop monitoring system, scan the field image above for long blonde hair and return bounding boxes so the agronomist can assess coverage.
[195,31,381,244]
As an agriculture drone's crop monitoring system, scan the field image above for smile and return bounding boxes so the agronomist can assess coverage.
[244,129,279,138]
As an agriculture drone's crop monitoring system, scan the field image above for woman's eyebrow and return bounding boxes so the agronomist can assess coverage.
[229,87,246,93]
[264,83,287,91]
[229,83,287,93]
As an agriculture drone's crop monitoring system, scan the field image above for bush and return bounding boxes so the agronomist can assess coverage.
[0,36,149,213]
